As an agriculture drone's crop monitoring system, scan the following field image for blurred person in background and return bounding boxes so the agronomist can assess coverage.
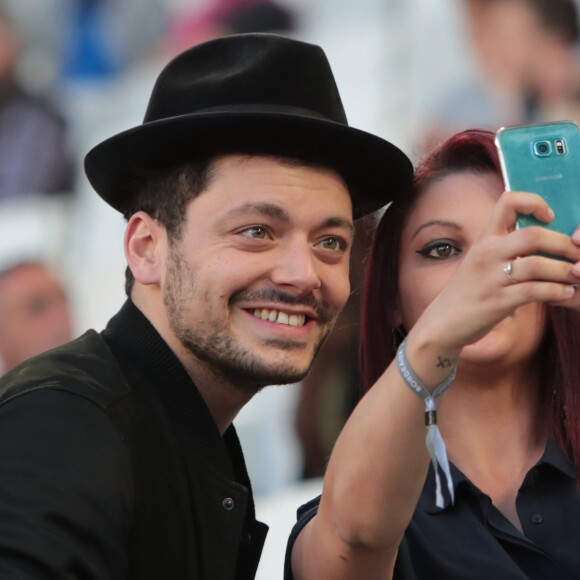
[420,0,580,151]
[167,0,296,55]
[0,0,168,170]
[523,0,580,123]
[0,3,74,200]
[0,0,167,90]
[0,261,72,374]
[59,0,168,85]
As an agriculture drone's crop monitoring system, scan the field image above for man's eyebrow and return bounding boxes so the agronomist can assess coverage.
[218,202,291,223]
[320,216,354,235]
[217,202,354,233]
[411,220,461,240]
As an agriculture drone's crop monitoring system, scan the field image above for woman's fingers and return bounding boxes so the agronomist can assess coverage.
[480,191,580,263]
[500,256,580,311]
[548,287,580,309]
[487,190,554,235]
[500,254,580,286]
[505,226,580,264]
[503,279,576,304]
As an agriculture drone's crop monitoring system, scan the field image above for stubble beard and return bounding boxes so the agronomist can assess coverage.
[163,246,337,393]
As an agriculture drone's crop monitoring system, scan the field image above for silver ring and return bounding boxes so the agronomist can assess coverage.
[503,261,517,284]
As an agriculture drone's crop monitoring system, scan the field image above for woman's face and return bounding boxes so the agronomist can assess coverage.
[396,170,546,368]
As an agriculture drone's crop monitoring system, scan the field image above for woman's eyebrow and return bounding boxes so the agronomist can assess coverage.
[411,219,461,240]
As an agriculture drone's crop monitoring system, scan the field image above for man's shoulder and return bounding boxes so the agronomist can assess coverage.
[0,330,131,410]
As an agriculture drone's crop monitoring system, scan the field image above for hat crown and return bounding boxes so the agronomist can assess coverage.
[85,32,413,219]
[144,33,348,125]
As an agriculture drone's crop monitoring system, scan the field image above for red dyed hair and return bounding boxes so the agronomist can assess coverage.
[360,129,580,475]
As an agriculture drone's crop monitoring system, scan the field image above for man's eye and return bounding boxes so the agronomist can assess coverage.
[241,226,268,239]
[318,237,345,252]
[416,242,461,259]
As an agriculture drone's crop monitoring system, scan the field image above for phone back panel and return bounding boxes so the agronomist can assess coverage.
[496,121,580,236]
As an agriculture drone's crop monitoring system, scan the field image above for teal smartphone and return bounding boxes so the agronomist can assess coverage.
[495,121,580,239]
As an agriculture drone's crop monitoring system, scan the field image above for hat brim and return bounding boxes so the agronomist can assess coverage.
[84,111,412,219]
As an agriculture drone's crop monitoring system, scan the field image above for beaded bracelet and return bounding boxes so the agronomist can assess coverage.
[396,338,457,508]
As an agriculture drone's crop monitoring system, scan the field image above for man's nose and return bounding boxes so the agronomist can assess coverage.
[270,241,322,295]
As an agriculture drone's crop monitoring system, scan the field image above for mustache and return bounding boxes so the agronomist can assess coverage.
[231,288,335,324]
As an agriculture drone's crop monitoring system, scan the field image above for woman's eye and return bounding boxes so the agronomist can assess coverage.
[416,242,461,259]
[241,226,268,239]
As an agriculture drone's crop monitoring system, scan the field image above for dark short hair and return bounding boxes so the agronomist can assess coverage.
[120,158,215,296]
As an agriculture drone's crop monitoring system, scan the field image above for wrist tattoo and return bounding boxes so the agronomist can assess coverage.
[436,356,454,369]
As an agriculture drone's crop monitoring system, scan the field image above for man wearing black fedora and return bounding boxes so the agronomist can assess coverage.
[0,33,412,579]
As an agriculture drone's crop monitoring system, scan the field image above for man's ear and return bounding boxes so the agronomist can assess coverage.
[124,212,165,286]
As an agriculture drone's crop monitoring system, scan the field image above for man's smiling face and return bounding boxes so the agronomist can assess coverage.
[161,154,354,391]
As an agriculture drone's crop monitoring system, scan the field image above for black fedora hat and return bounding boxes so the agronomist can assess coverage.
[84,33,412,219]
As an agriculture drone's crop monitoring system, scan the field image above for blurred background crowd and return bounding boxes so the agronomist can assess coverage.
[1,0,579,575]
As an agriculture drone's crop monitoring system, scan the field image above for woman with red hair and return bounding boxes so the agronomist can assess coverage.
[287,129,580,579]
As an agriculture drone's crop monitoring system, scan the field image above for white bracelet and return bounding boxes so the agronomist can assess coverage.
[396,338,456,508]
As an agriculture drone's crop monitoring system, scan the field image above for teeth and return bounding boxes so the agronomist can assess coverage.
[252,309,306,327]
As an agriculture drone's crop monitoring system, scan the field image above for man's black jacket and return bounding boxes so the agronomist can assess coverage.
[0,300,268,579]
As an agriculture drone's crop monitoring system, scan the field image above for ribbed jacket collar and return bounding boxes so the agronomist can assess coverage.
[101,299,247,483]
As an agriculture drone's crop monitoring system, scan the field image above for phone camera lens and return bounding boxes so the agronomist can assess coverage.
[534,140,552,157]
